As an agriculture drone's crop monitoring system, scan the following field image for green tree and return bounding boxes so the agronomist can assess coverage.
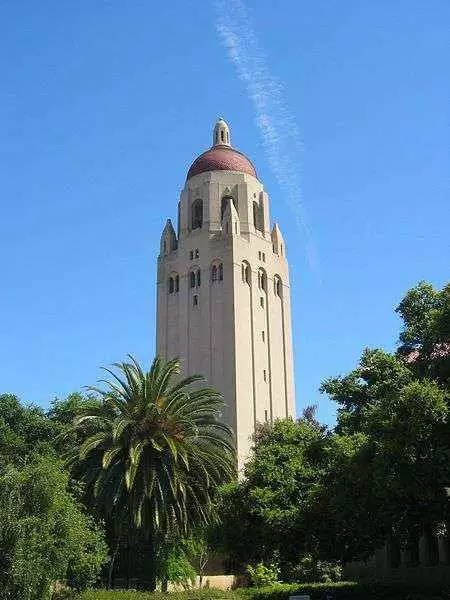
[0,456,108,600]
[313,349,449,562]
[217,418,335,581]
[69,355,236,590]
[0,394,62,466]
[396,281,450,387]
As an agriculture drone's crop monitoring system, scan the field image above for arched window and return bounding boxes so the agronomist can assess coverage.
[191,199,203,229]
[168,277,174,293]
[258,269,267,292]
[242,262,251,285]
[211,265,218,282]
[175,275,179,292]
[190,271,196,288]
[221,195,237,220]
[253,201,263,232]
[196,269,201,287]
[274,276,282,298]
[218,263,223,281]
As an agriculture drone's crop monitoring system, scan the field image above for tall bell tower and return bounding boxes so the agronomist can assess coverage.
[156,119,295,468]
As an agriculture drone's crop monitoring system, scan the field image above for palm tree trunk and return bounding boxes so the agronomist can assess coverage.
[107,539,120,589]
[148,535,158,592]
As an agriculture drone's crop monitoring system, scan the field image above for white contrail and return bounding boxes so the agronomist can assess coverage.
[215,0,317,271]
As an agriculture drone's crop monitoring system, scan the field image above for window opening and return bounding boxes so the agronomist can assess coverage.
[253,201,263,232]
[195,249,199,258]
[263,369,267,382]
[190,271,196,288]
[262,252,266,262]
[190,250,194,260]
[211,265,218,282]
[243,264,251,285]
[260,296,264,308]
[275,277,282,298]
[221,196,237,220]
[191,199,203,229]
[175,275,179,292]
[193,295,198,306]
[262,331,265,342]
[258,251,262,260]
[259,271,267,292]
[218,263,223,281]
[196,269,201,287]
[168,277,174,294]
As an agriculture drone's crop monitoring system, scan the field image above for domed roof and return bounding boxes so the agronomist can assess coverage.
[187,145,257,180]
[186,119,257,180]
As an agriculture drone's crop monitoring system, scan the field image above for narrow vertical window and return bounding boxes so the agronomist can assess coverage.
[245,265,251,285]
[274,277,282,298]
[189,250,194,260]
[264,409,268,422]
[191,199,203,229]
[211,265,218,282]
[218,263,223,281]
[258,251,262,260]
[193,294,198,306]
[262,331,265,342]
[262,252,266,262]
[195,249,199,258]
[196,269,201,287]
[168,277,174,293]
[260,296,264,308]
[175,275,179,292]
[261,272,267,292]
[190,271,196,288]
[263,369,267,382]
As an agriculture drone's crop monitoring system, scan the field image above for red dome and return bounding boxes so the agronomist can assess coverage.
[187,145,257,180]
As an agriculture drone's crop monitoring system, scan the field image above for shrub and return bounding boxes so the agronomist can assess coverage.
[246,563,279,587]
[238,581,450,600]
[0,457,108,600]
[282,555,341,584]
[76,589,241,600]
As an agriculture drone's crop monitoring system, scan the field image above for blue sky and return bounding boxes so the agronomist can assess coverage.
[1,1,448,425]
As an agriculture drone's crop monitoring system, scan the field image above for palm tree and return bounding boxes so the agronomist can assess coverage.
[69,355,236,590]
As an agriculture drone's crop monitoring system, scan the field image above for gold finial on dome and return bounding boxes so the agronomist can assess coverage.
[213,118,231,147]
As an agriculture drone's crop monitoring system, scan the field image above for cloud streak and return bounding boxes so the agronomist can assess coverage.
[214,0,317,270]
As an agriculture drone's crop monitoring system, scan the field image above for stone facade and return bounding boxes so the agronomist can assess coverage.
[156,119,295,469]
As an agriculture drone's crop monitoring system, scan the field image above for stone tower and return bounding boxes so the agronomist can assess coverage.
[156,119,295,468]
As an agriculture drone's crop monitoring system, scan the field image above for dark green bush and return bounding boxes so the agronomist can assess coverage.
[239,581,450,600]
[75,582,450,600]
[76,589,241,600]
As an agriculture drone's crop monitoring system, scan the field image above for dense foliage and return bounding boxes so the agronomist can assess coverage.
[75,580,450,600]
[0,281,448,594]
[218,281,450,573]
[0,456,107,600]
[67,356,236,590]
